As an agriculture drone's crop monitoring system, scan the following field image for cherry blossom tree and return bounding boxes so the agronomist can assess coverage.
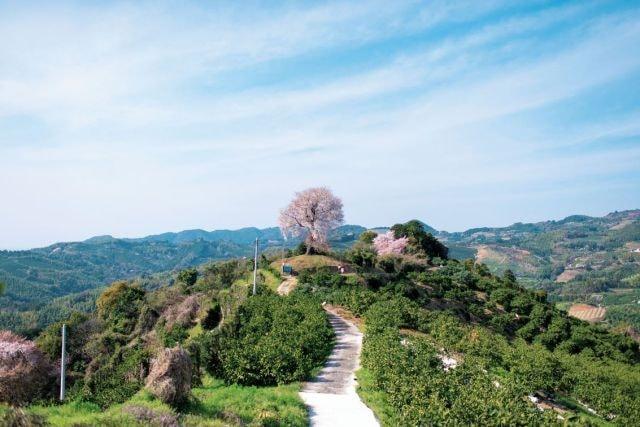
[0,330,53,405]
[279,187,344,254]
[373,231,409,256]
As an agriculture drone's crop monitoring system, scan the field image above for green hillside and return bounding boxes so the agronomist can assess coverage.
[2,221,638,425]
[3,211,640,335]
[0,225,364,334]
[440,210,640,331]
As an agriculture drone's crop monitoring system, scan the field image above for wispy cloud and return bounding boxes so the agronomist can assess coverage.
[0,0,639,248]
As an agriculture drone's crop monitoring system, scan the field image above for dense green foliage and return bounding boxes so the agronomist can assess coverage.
[391,219,449,259]
[83,345,150,408]
[362,306,554,425]
[177,268,198,294]
[96,281,146,334]
[35,312,99,377]
[4,253,332,420]
[294,250,640,425]
[443,210,640,331]
[201,294,333,386]
[0,224,365,335]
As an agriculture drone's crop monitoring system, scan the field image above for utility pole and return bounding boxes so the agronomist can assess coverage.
[252,237,259,295]
[60,323,66,401]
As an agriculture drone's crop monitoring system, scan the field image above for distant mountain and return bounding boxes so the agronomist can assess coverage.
[0,239,248,311]
[128,227,284,245]
[104,224,367,246]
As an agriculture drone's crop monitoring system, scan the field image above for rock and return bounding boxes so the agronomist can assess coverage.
[145,347,192,405]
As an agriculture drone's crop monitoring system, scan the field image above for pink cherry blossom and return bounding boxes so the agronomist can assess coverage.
[373,231,408,256]
[279,187,344,254]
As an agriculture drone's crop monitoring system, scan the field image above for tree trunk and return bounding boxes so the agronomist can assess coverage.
[305,235,314,255]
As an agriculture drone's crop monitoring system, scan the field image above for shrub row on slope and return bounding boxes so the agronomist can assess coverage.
[294,259,640,425]
[200,293,334,386]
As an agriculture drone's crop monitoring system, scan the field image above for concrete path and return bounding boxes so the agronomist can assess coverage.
[276,276,297,296]
[299,309,379,427]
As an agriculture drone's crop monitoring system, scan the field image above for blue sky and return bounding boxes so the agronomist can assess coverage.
[1,0,640,249]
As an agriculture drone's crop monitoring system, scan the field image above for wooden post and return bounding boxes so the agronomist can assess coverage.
[60,323,66,401]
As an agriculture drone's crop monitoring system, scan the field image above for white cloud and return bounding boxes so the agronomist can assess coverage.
[0,0,639,248]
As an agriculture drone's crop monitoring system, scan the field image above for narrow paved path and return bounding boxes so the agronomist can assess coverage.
[276,276,297,296]
[299,308,379,427]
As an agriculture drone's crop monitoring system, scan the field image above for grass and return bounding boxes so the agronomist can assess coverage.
[260,269,281,292]
[188,322,204,339]
[355,368,395,426]
[26,391,176,426]
[19,376,307,426]
[270,255,344,272]
[232,268,282,293]
[186,376,307,426]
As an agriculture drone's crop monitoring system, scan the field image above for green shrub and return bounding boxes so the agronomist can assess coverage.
[83,345,150,408]
[35,312,99,394]
[177,268,198,293]
[375,255,401,273]
[325,287,380,316]
[199,260,250,291]
[361,304,554,425]
[157,322,189,347]
[96,282,146,334]
[346,241,377,268]
[298,268,345,287]
[201,294,333,386]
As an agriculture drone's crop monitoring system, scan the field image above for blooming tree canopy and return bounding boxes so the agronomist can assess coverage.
[279,187,344,254]
[373,231,409,256]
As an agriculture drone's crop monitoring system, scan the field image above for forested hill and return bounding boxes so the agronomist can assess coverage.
[0,225,365,333]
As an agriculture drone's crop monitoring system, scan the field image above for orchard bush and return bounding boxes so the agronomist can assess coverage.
[201,294,333,385]
[360,305,552,425]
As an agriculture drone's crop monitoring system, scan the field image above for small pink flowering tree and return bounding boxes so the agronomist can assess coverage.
[0,330,53,405]
[279,187,344,254]
[373,231,409,256]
